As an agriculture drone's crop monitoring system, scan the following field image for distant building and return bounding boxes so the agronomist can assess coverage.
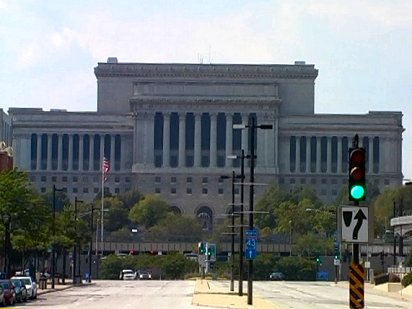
[8,58,404,230]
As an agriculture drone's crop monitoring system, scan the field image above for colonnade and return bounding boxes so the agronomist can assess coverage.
[31,133,121,171]
[135,111,277,169]
[288,135,379,174]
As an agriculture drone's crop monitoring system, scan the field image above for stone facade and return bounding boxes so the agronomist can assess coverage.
[8,58,404,229]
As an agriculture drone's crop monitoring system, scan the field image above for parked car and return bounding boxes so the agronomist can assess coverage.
[11,276,37,299]
[269,272,285,280]
[0,286,4,306]
[11,278,28,302]
[137,270,152,280]
[0,279,16,305]
[119,269,136,280]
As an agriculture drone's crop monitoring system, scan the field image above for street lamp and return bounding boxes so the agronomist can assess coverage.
[3,213,10,278]
[289,220,292,256]
[52,184,64,289]
[220,171,236,292]
[73,197,84,284]
[228,149,247,296]
[235,117,273,305]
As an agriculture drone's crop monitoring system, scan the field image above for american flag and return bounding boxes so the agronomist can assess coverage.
[103,157,110,182]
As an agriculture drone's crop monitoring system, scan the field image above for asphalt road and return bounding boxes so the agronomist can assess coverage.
[10,280,412,309]
[12,280,216,309]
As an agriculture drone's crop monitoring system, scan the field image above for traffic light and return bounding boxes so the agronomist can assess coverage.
[198,241,206,255]
[348,147,366,201]
[316,256,322,265]
[206,243,216,262]
[334,241,340,260]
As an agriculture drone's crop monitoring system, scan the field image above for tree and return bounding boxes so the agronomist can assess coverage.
[100,197,129,233]
[0,169,51,268]
[148,213,203,241]
[118,189,143,210]
[255,185,291,229]
[129,194,171,228]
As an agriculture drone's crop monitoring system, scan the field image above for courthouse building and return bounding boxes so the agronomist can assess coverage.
[8,58,404,229]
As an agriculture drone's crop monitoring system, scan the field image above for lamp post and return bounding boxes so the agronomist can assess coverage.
[235,117,272,305]
[52,184,63,289]
[88,205,94,283]
[73,197,84,284]
[3,213,10,278]
[220,171,236,292]
[227,150,246,296]
[289,220,292,256]
[247,117,272,305]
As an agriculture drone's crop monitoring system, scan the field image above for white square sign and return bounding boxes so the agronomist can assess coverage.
[341,206,368,243]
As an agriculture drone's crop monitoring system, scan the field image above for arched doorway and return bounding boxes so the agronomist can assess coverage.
[196,206,213,231]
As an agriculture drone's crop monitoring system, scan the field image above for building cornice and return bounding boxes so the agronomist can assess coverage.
[95,62,318,80]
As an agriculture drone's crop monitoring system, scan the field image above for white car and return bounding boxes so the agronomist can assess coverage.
[119,270,136,280]
[11,276,37,299]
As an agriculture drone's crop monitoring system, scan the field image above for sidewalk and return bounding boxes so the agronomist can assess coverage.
[192,279,281,309]
[37,279,93,296]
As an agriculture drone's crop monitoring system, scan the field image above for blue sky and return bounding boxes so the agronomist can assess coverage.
[1,0,411,179]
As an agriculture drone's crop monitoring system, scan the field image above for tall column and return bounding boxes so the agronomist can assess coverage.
[110,135,115,169]
[68,134,73,172]
[368,137,374,174]
[295,136,301,173]
[210,112,217,168]
[306,136,311,173]
[36,134,42,170]
[47,134,52,171]
[337,136,342,174]
[225,113,233,167]
[241,114,248,152]
[178,112,186,167]
[143,112,155,167]
[89,134,95,171]
[194,113,202,167]
[79,134,84,171]
[120,135,126,171]
[57,134,62,171]
[162,113,170,168]
[99,134,104,170]
[327,136,332,173]
[316,137,321,173]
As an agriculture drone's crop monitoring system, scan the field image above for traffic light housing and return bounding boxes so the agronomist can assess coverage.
[316,256,322,265]
[198,241,206,255]
[348,147,366,201]
[207,243,216,262]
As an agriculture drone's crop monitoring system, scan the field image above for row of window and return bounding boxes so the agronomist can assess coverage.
[38,186,128,195]
[31,175,131,184]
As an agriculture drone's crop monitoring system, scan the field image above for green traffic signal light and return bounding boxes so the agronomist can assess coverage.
[350,184,365,200]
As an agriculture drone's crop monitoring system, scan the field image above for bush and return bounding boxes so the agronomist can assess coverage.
[402,272,412,287]
[389,273,400,283]
[374,273,389,285]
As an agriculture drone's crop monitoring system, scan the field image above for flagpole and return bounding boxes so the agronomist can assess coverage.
[101,157,104,257]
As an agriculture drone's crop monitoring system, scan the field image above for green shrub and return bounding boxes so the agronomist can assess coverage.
[389,273,400,283]
[402,272,412,287]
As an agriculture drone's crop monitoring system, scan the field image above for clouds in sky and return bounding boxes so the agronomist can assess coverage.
[1,0,411,178]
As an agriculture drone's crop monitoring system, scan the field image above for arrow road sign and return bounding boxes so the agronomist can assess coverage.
[341,206,368,243]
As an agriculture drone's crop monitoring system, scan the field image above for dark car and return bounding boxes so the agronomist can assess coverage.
[0,279,16,305]
[11,278,28,302]
[269,272,285,281]
[137,270,152,280]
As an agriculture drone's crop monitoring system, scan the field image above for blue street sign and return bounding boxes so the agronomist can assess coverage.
[245,228,258,260]
[245,248,257,260]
